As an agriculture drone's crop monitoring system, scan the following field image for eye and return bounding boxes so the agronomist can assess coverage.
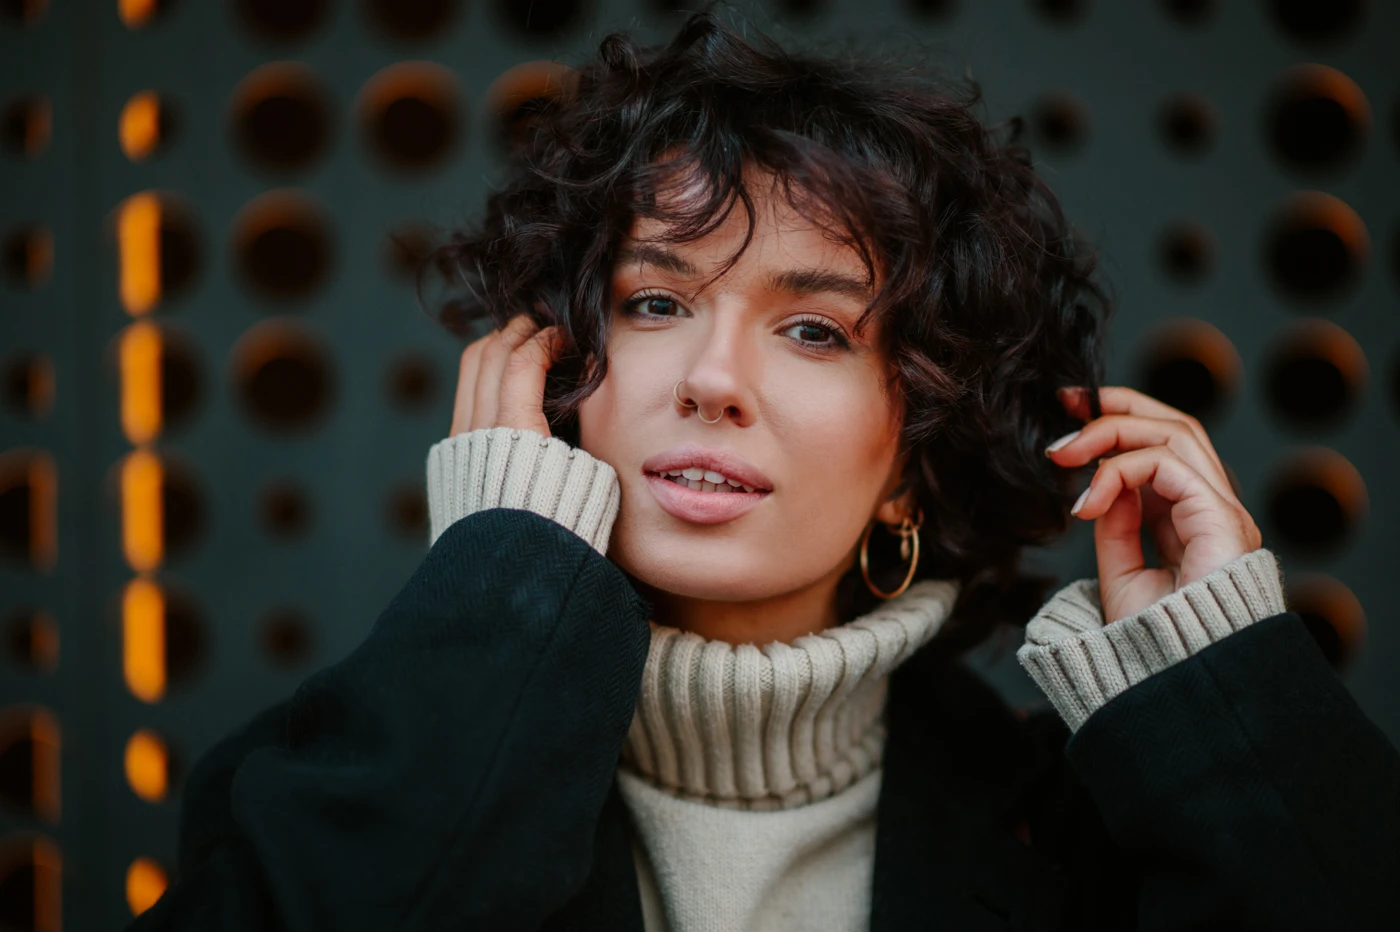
[621,292,687,317]
[782,317,850,350]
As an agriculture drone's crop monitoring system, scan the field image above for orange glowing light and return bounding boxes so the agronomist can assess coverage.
[124,729,168,802]
[126,857,167,916]
[120,320,162,444]
[121,449,163,572]
[119,0,159,28]
[120,91,161,161]
[118,192,161,315]
[123,577,165,702]
[27,453,57,572]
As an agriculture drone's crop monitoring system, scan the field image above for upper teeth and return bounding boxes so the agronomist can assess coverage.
[663,468,756,493]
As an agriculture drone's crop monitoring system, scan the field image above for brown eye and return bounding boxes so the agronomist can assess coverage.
[622,294,684,317]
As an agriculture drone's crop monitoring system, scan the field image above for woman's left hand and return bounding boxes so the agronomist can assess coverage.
[1046,385,1264,625]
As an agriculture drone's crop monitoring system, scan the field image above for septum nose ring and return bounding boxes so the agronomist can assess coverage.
[673,379,724,424]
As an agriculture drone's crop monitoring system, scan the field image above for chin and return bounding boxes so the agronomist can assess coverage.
[609,529,791,604]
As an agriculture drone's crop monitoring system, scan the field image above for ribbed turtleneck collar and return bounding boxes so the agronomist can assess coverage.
[618,578,962,811]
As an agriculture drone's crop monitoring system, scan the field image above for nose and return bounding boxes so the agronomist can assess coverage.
[673,312,756,427]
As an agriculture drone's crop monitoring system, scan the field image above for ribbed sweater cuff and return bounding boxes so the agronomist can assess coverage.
[425,427,621,555]
[1016,548,1288,733]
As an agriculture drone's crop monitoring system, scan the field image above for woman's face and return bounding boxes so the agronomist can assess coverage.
[577,175,909,609]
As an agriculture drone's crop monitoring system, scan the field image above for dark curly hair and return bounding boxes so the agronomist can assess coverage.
[425,7,1115,662]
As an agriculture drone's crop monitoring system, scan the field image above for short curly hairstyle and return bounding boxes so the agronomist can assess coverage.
[427,8,1116,660]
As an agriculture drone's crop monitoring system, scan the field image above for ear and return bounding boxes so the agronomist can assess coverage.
[873,491,913,527]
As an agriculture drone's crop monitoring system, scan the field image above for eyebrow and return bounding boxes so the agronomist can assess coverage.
[615,243,873,303]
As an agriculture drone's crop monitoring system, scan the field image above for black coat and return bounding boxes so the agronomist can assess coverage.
[128,509,1400,931]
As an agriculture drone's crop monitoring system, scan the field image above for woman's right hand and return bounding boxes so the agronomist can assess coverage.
[449,314,563,439]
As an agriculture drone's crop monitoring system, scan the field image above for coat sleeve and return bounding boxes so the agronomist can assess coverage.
[1018,550,1400,930]
[126,507,652,932]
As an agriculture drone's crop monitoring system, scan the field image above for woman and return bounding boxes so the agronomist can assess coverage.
[131,11,1399,932]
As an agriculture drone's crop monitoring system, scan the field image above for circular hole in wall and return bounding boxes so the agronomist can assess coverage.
[1,95,51,158]
[1,0,49,26]
[1266,64,1369,174]
[0,450,56,571]
[1264,192,1367,304]
[259,479,313,538]
[1267,0,1367,47]
[365,0,457,41]
[1032,0,1087,24]
[486,60,574,154]
[231,63,334,173]
[111,191,203,314]
[1158,93,1217,155]
[2,225,53,290]
[119,0,174,28]
[4,609,58,673]
[1161,0,1213,25]
[0,708,59,821]
[260,608,314,668]
[233,0,329,42]
[158,328,203,431]
[0,835,61,931]
[232,321,336,433]
[385,482,428,539]
[1287,573,1366,673]
[159,457,205,561]
[494,0,588,38]
[359,62,461,173]
[2,353,55,420]
[1030,93,1089,154]
[1157,221,1216,284]
[233,191,333,303]
[1262,319,1366,428]
[384,222,437,282]
[1263,447,1365,554]
[385,352,438,411]
[905,0,958,19]
[1136,318,1239,423]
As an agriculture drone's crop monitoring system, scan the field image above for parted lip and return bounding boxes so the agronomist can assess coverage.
[641,444,774,491]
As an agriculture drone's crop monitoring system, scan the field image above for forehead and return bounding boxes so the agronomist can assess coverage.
[622,158,877,285]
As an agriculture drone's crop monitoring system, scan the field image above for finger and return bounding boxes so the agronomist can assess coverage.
[1093,483,1146,595]
[473,315,540,432]
[450,332,492,435]
[1046,412,1237,505]
[1058,385,1226,482]
[497,326,563,435]
[1073,447,1249,559]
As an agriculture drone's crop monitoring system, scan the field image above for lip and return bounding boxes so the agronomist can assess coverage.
[641,445,774,491]
[641,444,774,526]
[644,473,769,525]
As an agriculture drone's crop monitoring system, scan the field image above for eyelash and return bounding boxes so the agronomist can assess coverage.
[619,291,852,352]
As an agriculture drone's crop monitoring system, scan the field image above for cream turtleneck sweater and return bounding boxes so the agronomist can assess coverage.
[425,428,1289,932]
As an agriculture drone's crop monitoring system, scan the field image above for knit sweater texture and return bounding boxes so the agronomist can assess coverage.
[425,427,1289,932]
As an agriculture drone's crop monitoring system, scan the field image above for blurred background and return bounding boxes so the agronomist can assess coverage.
[1,0,1397,927]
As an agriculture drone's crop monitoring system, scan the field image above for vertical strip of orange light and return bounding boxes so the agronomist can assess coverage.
[118,0,158,28]
[124,729,168,802]
[32,836,61,932]
[125,857,167,917]
[120,321,162,443]
[121,449,162,572]
[118,193,160,315]
[120,92,160,161]
[123,577,165,702]
[31,711,61,822]
[27,453,57,572]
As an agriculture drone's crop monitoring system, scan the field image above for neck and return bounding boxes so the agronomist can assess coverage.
[637,554,852,645]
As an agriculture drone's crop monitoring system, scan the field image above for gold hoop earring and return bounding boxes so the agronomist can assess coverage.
[859,508,923,599]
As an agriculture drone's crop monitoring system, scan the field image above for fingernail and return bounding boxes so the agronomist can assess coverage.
[1044,429,1080,455]
[1070,485,1090,516]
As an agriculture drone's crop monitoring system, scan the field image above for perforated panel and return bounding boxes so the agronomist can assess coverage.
[1,1,1397,927]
